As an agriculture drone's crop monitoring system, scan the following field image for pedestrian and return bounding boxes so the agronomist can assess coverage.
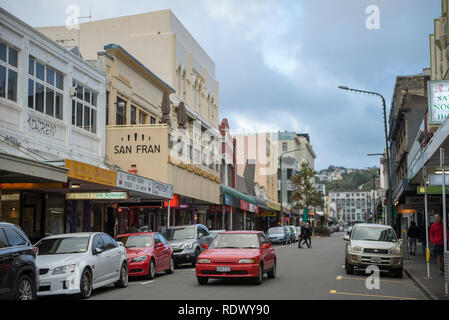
[418,223,426,255]
[298,222,306,249]
[407,221,418,256]
[429,213,449,275]
[306,223,312,248]
[300,222,312,248]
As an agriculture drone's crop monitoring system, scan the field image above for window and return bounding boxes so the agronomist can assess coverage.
[131,105,137,124]
[106,91,110,125]
[91,235,104,252]
[139,110,147,124]
[72,80,98,133]
[100,234,117,251]
[282,142,288,152]
[0,41,18,102]
[3,228,27,247]
[150,116,156,124]
[116,97,126,125]
[28,56,63,119]
[0,228,9,248]
[154,234,162,246]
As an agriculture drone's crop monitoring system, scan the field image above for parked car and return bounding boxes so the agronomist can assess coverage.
[344,223,403,278]
[209,230,226,239]
[0,222,39,300]
[266,227,290,244]
[284,226,296,243]
[162,224,214,267]
[34,232,128,299]
[115,232,174,280]
[196,231,276,285]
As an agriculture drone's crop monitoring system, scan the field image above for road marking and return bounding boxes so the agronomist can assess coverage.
[141,280,154,285]
[336,275,403,283]
[329,290,416,300]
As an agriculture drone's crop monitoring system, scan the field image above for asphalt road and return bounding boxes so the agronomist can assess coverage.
[40,232,428,300]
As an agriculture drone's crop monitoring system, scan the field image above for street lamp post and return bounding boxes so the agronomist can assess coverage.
[339,86,393,228]
[279,147,306,226]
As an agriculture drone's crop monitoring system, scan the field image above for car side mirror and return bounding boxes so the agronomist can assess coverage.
[262,244,270,249]
[117,241,124,247]
[156,242,164,248]
[94,247,102,255]
[198,233,203,239]
[201,243,209,249]
[343,235,350,241]
[399,239,404,245]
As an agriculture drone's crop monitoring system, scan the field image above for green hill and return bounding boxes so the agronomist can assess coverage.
[317,167,380,193]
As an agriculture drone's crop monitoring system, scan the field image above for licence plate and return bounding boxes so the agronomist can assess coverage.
[216,266,231,272]
[370,257,382,264]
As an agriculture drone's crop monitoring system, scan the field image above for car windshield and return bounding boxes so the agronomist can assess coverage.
[116,235,153,248]
[163,227,195,240]
[210,233,260,249]
[36,237,90,255]
[352,227,397,242]
[268,227,284,234]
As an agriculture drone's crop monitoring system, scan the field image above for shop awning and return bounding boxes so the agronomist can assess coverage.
[220,184,258,205]
[0,152,68,183]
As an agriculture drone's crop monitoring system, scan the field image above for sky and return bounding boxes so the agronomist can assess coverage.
[0,0,441,171]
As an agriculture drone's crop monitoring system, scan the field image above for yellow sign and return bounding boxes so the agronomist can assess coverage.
[426,247,430,263]
[65,159,117,187]
[266,202,281,211]
[0,183,64,189]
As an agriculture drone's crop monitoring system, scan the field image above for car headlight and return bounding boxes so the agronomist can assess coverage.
[197,258,210,264]
[181,243,194,249]
[349,244,363,252]
[390,247,402,255]
[238,259,256,264]
[131,256,148,263]
[52,264,76,275]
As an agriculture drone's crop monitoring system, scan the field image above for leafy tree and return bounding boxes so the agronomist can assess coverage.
[290,162,324,221]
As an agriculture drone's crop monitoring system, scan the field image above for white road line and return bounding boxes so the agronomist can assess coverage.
[141,280,154,285]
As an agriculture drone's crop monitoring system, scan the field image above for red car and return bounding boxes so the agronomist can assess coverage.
[195,231,276,285]
[115,232,174,279]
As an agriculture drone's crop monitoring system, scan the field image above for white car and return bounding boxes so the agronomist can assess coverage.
[34,232,128,299]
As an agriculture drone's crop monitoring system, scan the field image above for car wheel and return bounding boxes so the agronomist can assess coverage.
[197,277,208,285]
[166,256,175,274]
[345,259,354,275]
[15,274,36,300]
[192,248,200,267]
[147,259,156,280]
[267,261,276,279]
[114,262,128,288]
[79,268,93,299]
[254,264,264,285]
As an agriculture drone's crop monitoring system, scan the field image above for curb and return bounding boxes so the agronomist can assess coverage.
[404,266,439,300]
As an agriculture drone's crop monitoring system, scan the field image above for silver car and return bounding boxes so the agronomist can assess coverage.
[35,232,128,299]
[344,224,403,278]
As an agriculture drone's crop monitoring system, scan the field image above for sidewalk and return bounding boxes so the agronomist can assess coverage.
[403,246,448,300]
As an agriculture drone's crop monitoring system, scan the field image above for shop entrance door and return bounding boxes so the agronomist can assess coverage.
[22,205,40,243]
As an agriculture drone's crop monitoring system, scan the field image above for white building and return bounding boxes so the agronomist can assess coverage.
[329,191,373,223]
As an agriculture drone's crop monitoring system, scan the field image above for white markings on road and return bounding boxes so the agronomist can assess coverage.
[141,280,154,285]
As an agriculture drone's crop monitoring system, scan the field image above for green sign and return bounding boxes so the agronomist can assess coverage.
[417,186,449,194]
[303,207,308,222]
[66,192,128,200]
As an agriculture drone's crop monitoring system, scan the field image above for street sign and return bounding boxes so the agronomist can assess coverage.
[66,192,128,200]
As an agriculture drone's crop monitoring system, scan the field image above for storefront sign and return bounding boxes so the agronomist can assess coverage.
[428,80,449,125]
[0,193,20,201]
[65,159,117,187]
[0,183,64,189]
[66,192,128,200]
[153,181,174,199]
[117,170,154,195]
[224,194,231,206]
[240,200,259,214]
[27,115,57,137]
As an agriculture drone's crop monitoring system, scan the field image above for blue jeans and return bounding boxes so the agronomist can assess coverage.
[408,237,417,253]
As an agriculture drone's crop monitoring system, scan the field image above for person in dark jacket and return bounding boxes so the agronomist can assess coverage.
[407,221,418,256]
[298,222,307,248]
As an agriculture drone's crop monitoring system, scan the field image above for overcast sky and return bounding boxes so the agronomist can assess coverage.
[0,0,441,170]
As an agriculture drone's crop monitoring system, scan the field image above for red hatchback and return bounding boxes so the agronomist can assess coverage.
[115,232,174,279]
[195,231,276,285]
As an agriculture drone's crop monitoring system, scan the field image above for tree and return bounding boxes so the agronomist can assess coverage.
[290,162,324,224]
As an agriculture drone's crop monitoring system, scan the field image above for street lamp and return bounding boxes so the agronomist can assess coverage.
[339,85,393,228]
[279,147,306,226]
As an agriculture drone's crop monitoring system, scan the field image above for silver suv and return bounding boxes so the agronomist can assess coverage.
[344,223,403,278]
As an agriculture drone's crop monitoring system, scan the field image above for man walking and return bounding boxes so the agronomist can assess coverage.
[407,221,418,256]
[298,222,307,248]
[305,223,312,248]
[430,213,449,275]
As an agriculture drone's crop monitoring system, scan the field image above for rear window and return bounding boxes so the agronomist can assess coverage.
[210,233,260,249]
[268,227,284,234]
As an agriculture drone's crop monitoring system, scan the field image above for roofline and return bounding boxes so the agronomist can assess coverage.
[103,43,175,93]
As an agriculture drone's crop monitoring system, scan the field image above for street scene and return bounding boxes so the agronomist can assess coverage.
[0,0,449,305]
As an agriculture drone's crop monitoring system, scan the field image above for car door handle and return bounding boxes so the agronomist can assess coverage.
[13,252,20,257]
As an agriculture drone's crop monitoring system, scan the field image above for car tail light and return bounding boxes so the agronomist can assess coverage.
[32,247,39,255]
